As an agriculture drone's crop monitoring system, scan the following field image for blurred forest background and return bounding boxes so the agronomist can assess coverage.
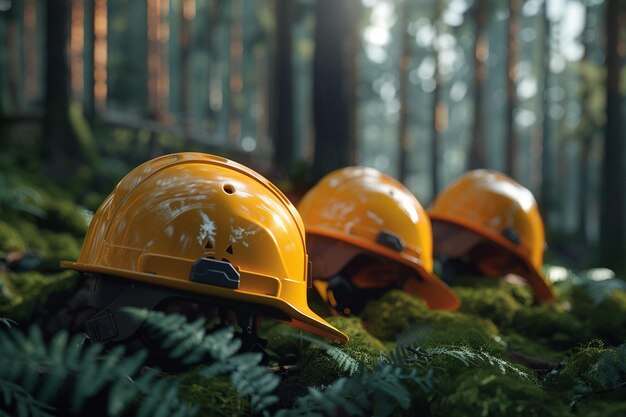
[0,0,624,273]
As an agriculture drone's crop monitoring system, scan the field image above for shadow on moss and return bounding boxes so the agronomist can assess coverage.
[360,290,503,352]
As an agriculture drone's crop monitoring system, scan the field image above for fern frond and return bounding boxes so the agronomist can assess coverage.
[124,308,280,414]
[0,324,196,417]
[123,308,241,364]
[0,380,55,417]
[395,324,434,348]
[284,332,360,375]
[390,344,530,380]
[275,361,432,417]
[0,318,16,329]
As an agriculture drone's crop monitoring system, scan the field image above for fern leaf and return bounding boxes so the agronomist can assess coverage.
[285,333,360,375]
[124,308,280,414]
[0,318,16,329]
[392,344,530,380]
[0,380,55,417]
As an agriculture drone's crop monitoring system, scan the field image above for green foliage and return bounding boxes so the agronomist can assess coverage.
[576,343,626,399]
[512,304,586,349]
[0,173,46,220]
[360,290,431,340]
[0,380,55,417]
[430,368,571,417]
[570,284,626,344]
[504,332,564,363]
[390,344,530,381]
[276,363,432,417]
[455,285,523,327]
[0,271,77,323]
[361,290,502,350]
[178,374,249,417]
[0,221,27,253]
[39,199,89,236]
[297,316,387,386]
[0,325,197,417]
[125,308,280,414]
[258,320,304,359]
[0,317,16,328]
[544,341,607,394]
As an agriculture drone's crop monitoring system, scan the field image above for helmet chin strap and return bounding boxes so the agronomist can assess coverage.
[325,274,389,316]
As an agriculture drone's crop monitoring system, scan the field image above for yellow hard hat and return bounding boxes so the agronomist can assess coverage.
[429,169,554,302]
[297,167,460,313]
[62,152,347,342]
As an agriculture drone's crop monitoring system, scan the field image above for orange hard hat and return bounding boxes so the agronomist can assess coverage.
[297,167,460,313]
[62,152,347,342]
[429,169,554,302]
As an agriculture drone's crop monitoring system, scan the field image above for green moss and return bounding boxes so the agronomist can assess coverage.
[360,290,434,341]
[178,372,249,416]
[544,341,606,393]
[590,291,626,344]
[451,275,534,307]
[571,288,626,344]
[455,286,523,327]
[422,312,503,351]
[575,399,626,417]
[430,368,572,417]
[297,316,387,387]
[511,304,587,349]
[503,332,564,364]
[0,221,27,253]
[259,320,304,360]
[361,290,503,351]
[0,270,77,322]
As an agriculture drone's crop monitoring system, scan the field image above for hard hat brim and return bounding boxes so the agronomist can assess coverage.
[305,228,460,311]
[429,215,555,302]
[60,261,349,342]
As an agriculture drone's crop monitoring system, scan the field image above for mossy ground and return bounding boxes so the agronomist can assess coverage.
[2,171,626,416]
[178,373,250,417]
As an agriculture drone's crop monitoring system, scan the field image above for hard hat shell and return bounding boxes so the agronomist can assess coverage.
[429,169,554,302]
[297,167,460,311]
[62,152,348,342]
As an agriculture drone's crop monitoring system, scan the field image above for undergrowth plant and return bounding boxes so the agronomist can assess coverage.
[131,308,433,417]
[572,343,626,405]
[0,323,197,417]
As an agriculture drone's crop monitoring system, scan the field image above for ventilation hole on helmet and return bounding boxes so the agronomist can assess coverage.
[502,228,521,245]
[221,258,230,263]
[226,244,233,254]
[223,183,235,194]
[204,239,213,249]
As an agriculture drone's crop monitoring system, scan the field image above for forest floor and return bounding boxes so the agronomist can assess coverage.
[0,131,625,416]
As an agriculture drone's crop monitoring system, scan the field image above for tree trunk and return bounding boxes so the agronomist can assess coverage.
[468,0,487,170]
[539,0,552,213]
[180,0,192,135]
[272,0,294,175]
[397,0,412,183]
[42,0,76,168]
[312,0,357,180]
[505,0,520,177]
[6,1,23,112]
[83,0,95,124]
[431,0,443,198]
[599,0,625,272]
[576,3,596,244]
